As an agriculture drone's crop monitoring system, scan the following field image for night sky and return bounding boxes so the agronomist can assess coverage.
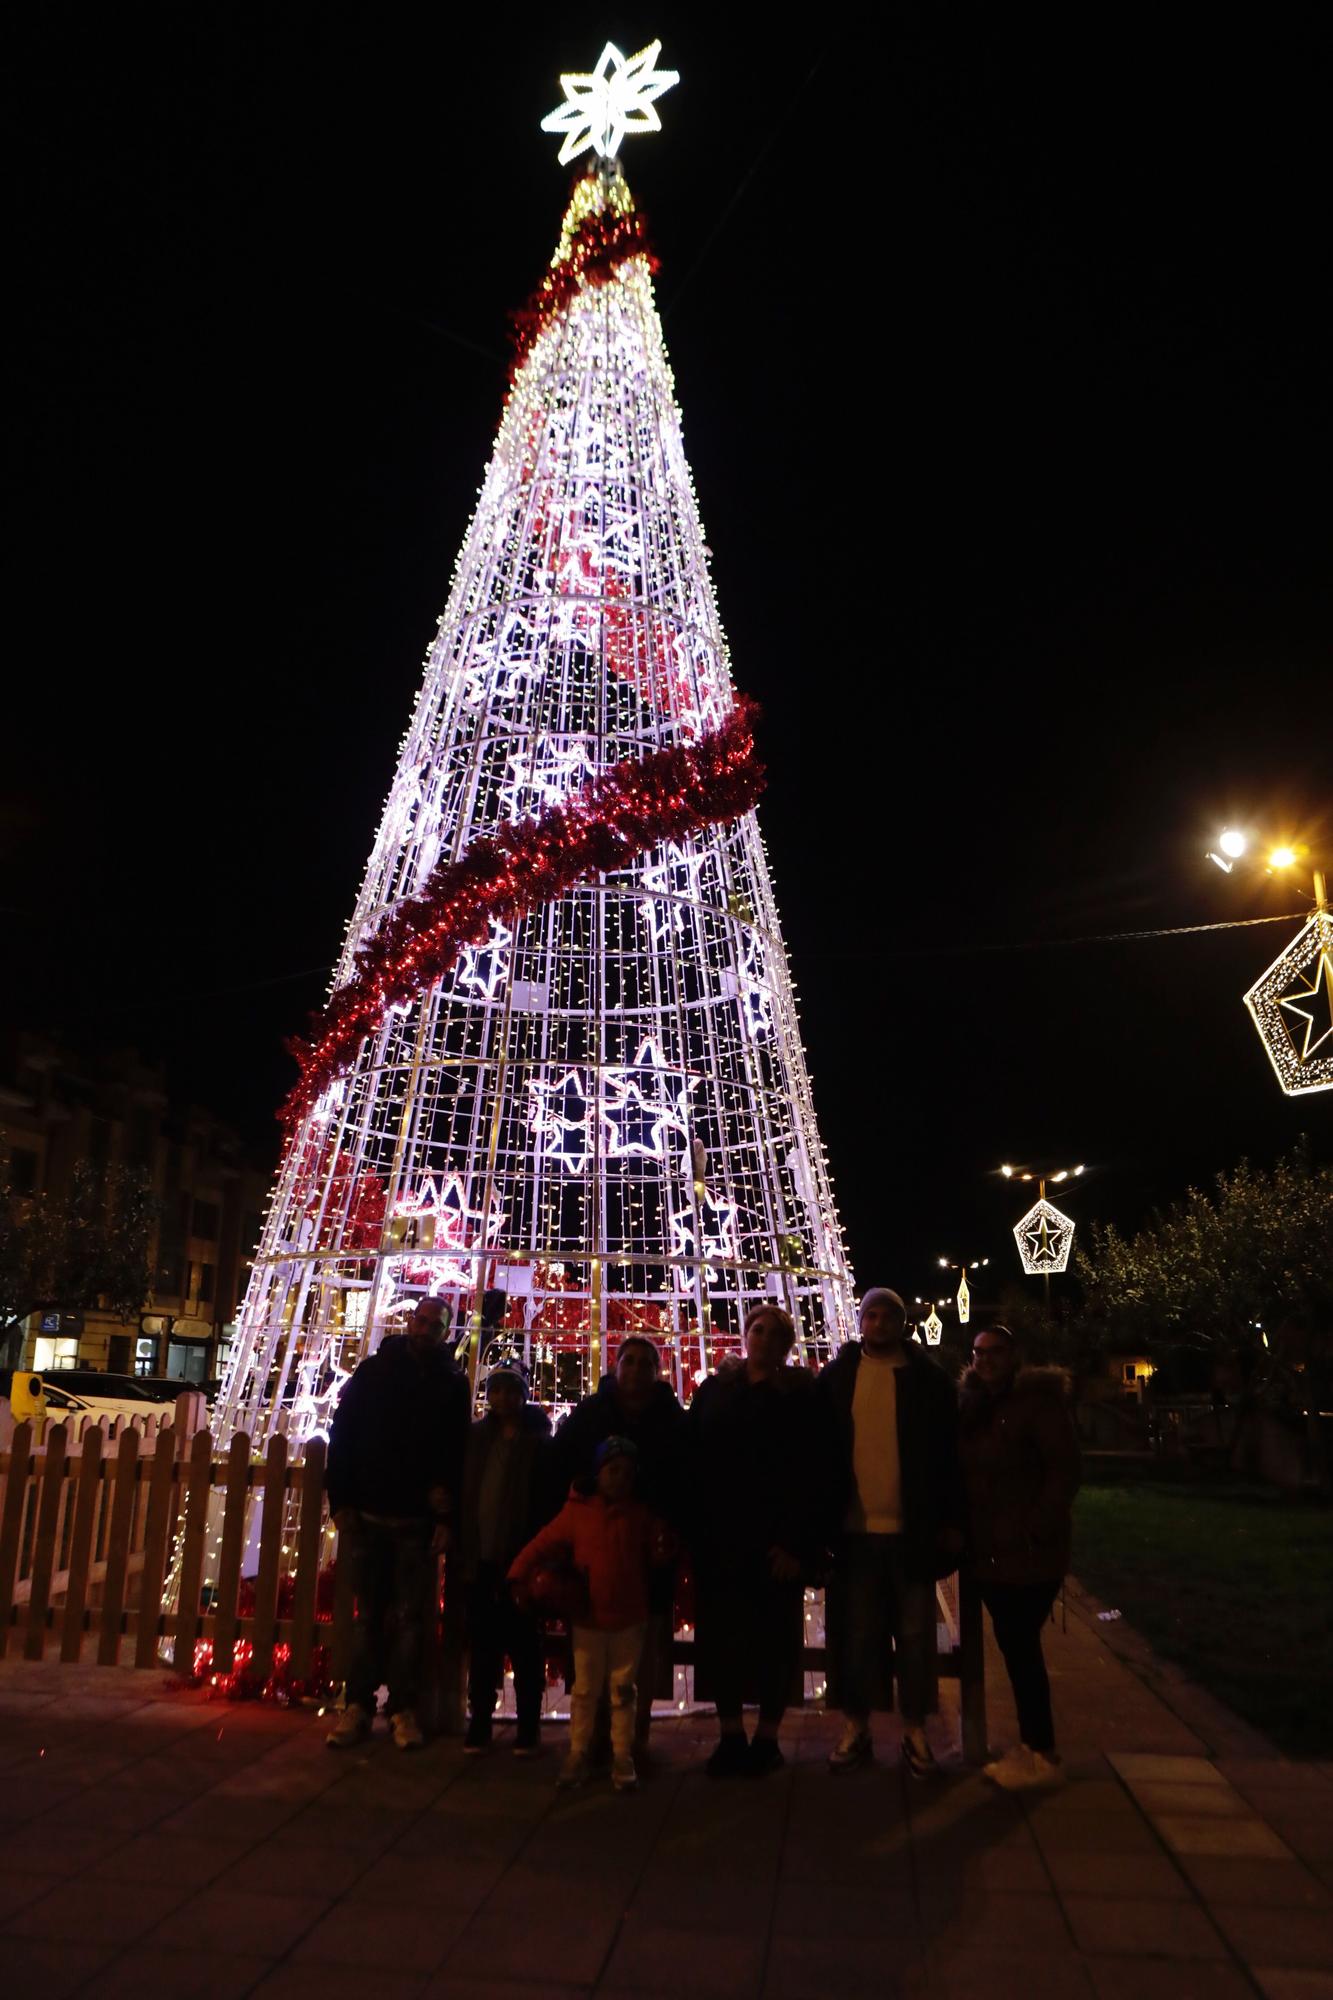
[9,13,1329,1299]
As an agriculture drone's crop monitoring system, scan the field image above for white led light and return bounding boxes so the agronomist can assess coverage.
[1243,909,1333,1096]
[541,40,679,165]
[1013,1198,1076,1276]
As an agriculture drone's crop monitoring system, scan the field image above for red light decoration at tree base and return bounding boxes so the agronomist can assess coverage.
[282,700,765,1128]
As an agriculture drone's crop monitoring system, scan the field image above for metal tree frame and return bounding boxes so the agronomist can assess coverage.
[215,163,857,1447]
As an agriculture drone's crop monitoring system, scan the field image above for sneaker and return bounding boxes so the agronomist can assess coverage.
[988,1745,1065,1792]
[611,1755,638,1793]
[326,1702,372,1749]
[746,1736,786,1778]
[982,1744,1026,1787]
[463,1715,493,1756]
[389,1708,424,1751]
[901,1729,941,1780]
[512,1724,541,1759]
[828,1722,873,1773]
[705,1733,750,1779]
[556,1755,588,1790]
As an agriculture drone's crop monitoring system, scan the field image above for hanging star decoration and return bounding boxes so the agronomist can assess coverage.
[1243,908,1333,1096]
[1013,1198,1076,1276]
[541,40,679,165]
[956,1271,971,1326]
[922,1308,944,1346]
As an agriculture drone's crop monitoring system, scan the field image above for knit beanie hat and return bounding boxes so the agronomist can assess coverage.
[859,1287,906,1322]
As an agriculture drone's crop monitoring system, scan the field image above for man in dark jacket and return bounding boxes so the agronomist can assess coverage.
[459,1359,552,1757]
[549,1335,686,1755]
[817,1287,963,1777]
[959,1324,1080,1790]
[325,1295,469,1749]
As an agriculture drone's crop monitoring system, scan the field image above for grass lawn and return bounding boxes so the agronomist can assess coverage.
[1072,1480,1333,1757]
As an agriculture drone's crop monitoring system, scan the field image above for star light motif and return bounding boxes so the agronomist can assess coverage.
[670,1190,740,1273]
[956,1271,971,1326]
[498,738,599,823]
[922,1308,944,1346]
[527,1068,595,1176]
[540,40,679,166]
[1243,909,1333,1096]
[638,842,709,943]
[452,918,513,1002]
[1013,1198,1076,1276]
[601,1037,697,1161]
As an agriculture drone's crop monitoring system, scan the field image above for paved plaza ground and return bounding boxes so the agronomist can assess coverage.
[1,1583,1331,1998]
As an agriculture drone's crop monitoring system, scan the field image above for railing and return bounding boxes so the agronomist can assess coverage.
[0,1417,985,1758]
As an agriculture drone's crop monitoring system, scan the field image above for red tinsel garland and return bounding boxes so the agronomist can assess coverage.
[510,204,659,372]
[282,701,764,1128]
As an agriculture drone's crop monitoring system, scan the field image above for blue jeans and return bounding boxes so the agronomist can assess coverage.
[344,1520,434,1716]
[830,1533,935,1724]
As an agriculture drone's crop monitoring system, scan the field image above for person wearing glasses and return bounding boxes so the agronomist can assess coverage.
[959,1324,1080,1790]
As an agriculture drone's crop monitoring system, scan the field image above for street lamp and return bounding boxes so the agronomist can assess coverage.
[1206,831,1332,1096]
[937,1254,989,1326]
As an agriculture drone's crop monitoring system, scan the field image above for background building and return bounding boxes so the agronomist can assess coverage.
[0,1031,273,1382]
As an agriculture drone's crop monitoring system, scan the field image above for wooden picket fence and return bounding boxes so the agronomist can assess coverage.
[0,1415,349,1684]
[0,1414,987,1758]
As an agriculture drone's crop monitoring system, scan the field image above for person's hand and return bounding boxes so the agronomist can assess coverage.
[768,1546,801,1582]
[333,1507,361,1537]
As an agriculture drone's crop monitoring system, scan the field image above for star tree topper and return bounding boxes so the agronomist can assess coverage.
[1243,907,1333,1097]
[541,40,679,165]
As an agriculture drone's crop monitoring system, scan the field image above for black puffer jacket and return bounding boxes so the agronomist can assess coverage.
[458,1401,552,1581]
[817,1341,964,1582]
[326,1335,469,1520]
[958,1366,1080,1584]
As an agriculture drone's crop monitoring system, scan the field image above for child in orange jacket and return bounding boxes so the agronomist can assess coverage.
[509,1435,672,1792]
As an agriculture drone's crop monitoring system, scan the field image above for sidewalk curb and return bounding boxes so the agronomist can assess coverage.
[1065,1573,1282,1762]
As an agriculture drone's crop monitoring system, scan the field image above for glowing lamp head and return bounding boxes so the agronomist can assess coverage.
[1219,829,1248,859]
[1000,1164,1014,1179]
[1268,845,1297,869]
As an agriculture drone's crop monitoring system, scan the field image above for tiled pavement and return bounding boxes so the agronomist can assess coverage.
[1,1592,1330,1999]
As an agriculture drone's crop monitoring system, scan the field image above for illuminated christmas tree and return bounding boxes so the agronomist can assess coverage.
[215,42,856,1447]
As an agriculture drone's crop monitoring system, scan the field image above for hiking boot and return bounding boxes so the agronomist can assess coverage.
[556,1754,589,1790]
[705,1733,750,1779]
[901,1729,941,1780]
[389,1708,424,1751]
[463,1715,493,1755]
[326,1702,372,1749]
[611,1754,638,1793]
[828,1722,873,1773]
[746,1736,786,1778]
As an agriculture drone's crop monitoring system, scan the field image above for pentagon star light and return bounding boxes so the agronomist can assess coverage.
[1013,1197,1076,1276]
[541,40,679,165]
[1244,908,1333,1095]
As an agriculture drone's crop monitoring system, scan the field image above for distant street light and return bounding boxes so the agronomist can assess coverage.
[938,1254,989,1325]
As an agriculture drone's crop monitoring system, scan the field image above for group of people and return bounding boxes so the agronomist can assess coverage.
[325,1283,1080,1794]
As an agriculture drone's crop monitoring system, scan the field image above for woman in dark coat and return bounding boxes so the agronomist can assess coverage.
[687,1304,837,1777]
[958,1324,1080,1790]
